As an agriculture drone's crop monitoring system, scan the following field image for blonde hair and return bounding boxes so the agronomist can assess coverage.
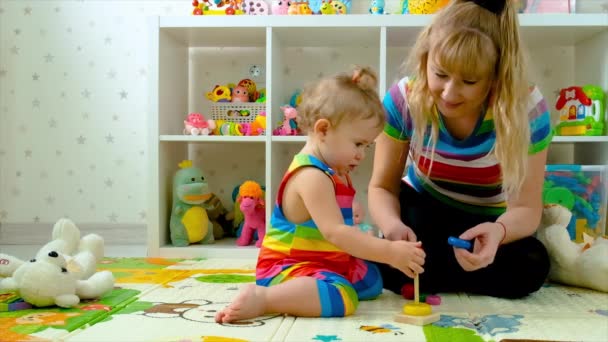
[406,0,530,197]
[297,66,385,134]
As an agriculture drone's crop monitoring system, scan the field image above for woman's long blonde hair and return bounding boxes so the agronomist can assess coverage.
[406,0,530,197]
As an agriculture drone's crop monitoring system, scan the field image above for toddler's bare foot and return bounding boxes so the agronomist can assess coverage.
[215,284,267,323]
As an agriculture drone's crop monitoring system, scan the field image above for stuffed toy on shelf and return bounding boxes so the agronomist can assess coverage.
[170,160,216,246]
[236,180,266,247]
[0,218,115,308]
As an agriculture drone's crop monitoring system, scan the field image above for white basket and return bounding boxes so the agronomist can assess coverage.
[209,102,266,124]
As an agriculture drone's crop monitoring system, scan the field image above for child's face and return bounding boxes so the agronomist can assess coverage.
[426,55,493,120]
[321,117,381,176]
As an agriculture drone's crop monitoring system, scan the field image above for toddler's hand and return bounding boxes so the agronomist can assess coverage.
[384,223,417,242]
[388,240,425,278]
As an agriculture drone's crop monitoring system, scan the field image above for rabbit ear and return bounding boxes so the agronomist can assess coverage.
[469,0,506,15]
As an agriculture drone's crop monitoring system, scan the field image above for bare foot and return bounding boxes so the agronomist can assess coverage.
[215,284,267,323]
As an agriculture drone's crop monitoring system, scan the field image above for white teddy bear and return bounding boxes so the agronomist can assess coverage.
[536,204,608,293]
[0,218,115,308]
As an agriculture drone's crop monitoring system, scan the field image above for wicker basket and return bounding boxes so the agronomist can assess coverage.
[209,102,266,124]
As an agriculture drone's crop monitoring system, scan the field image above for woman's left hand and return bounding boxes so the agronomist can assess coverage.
[453,222,504,272]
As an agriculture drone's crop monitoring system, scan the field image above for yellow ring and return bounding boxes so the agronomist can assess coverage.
[403,302,432,316]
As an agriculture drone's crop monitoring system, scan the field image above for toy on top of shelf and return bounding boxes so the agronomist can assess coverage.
[241,0,270,15]
[554,85,606,136]
[207,85,232,102]
[236,180,266,247]
[271,0,290,14]
[288,1,313,15]
[399,0,409,13]
[320,1,336,14]
[169,160,215,247]
[331,0,350,14]
[408,0,449,14]
[369,0,385,14]
[272,105,299,135]
[184,112,216,135]
[191,0,245,15]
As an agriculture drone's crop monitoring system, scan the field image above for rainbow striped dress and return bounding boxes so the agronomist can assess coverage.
[256,153,381,316]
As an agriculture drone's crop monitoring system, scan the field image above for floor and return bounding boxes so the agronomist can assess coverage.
[1,250,607,342]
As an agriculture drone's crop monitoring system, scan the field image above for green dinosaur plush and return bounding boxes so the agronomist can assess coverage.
[169,160,214,247]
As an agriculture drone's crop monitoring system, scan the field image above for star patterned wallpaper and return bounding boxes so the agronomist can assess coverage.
[0,0,606,228]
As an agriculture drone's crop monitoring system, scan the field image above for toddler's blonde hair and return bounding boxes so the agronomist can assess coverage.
[406,0,530,197]
[297,66,385,133]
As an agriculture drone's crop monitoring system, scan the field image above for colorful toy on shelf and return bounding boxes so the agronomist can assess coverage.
[241,111,267,136]
[554,85,606,136]
[237,78,258,102]
[289,89,302,107]
[331,0,350,14]
[169,160,215,247]
[369,0,385,14]
[543,165,607,242]
[320,1,336,14]
[231,85,250,103]
[272,105,299,136]
[288,1,313,15]
[201,193,234,239]
[399,0,409,13]
[242,0,270,15]
[271,0,290,14]
[207,84,232,102]
[184,112,216,135]
[191,0,244,15]
[236,180,266,247]
[408,0,449,14]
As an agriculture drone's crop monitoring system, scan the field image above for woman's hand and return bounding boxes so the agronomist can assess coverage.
[388,240,426,278]
[453,222,504,272]
[383,223,417,242]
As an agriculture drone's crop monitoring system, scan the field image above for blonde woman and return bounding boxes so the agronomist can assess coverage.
[216,67,424,323]
[369,0,552,298]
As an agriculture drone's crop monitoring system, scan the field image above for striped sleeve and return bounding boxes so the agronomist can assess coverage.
[527,86,553,154]
[382,78,412,141]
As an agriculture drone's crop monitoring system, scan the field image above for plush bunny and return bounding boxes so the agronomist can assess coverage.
[0,218,115,308]
[536,205,608,292]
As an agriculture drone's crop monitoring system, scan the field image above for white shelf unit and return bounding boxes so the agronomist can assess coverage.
[149,14,608,258]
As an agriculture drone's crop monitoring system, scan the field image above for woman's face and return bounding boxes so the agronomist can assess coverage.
[426,52,493,119]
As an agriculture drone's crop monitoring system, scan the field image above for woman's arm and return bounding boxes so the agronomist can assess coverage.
[497,148,549,243]
[368,133,414,241]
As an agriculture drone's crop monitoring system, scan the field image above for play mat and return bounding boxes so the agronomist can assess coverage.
[1,257,607,342]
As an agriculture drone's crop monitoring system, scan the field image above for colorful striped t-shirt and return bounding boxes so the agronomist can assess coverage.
[383,77,553,216]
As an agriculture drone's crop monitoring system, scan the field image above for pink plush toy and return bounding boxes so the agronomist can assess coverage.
[184,113,216,135]
[272,105,299,135]
[236,180,266,247]
[271,0,290,14]
[231,86,249,103]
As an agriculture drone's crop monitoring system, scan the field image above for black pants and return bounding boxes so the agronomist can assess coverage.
[375,182,550,299]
